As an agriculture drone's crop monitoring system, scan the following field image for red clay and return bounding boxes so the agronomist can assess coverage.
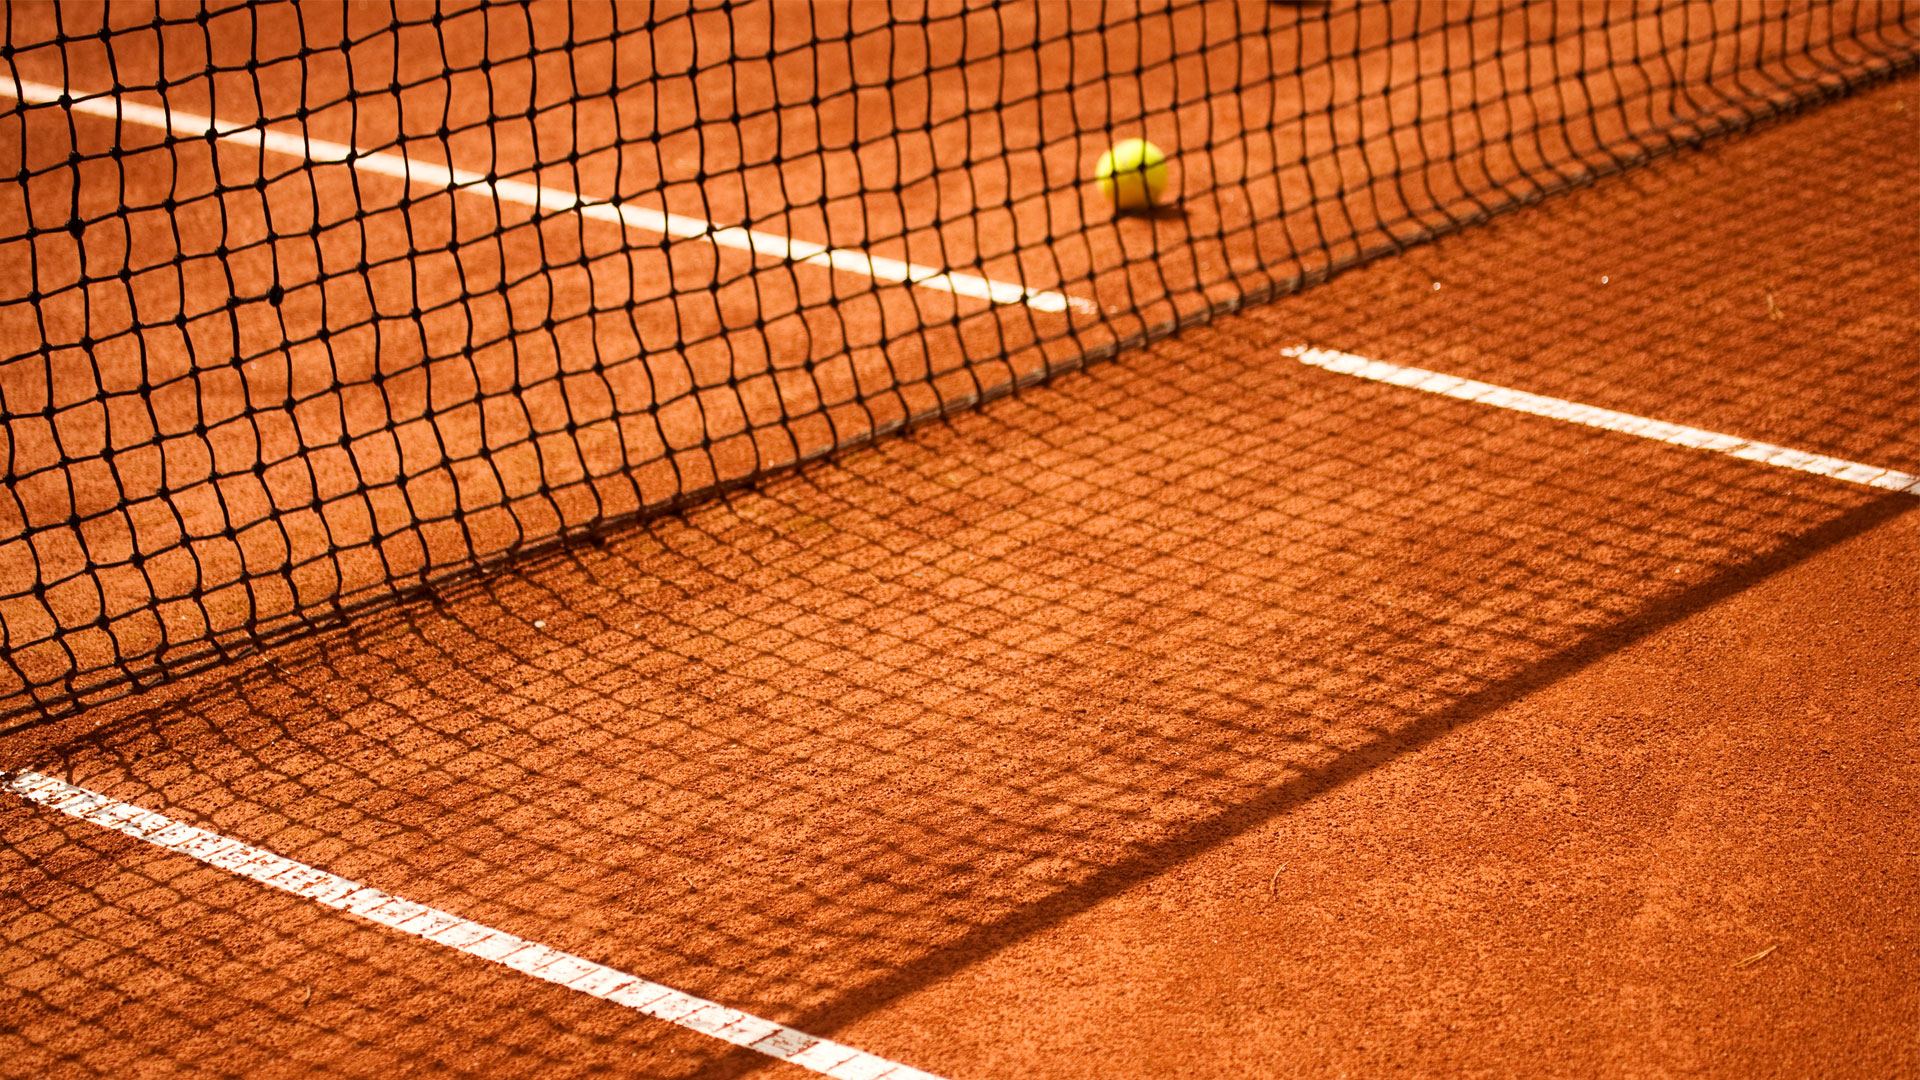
[830,505,1919,1080]
[0,18,1914,1080]
[7,2,1912,717]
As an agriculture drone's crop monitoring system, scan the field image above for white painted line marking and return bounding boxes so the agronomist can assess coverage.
[1286,346,1920,496]
[2,75,1093,315]
[4,770,946,1080]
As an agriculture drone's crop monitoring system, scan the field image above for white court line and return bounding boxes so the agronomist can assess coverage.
[1286,346,1920,496]
[3,770,946,1080]
[2,75,1093,315]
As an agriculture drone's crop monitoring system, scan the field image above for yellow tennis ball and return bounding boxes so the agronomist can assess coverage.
[1096,138,1169,210]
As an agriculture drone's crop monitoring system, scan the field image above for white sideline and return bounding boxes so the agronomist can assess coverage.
[3,770,946,1080]
[2,75,1092,315]
[1287,346,1920,496]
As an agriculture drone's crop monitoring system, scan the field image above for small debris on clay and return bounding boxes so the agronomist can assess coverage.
[1268,864,1289,897]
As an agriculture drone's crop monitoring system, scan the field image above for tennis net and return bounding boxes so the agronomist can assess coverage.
[2,0,1916,720]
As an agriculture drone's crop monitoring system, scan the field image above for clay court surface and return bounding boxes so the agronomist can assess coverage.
[2,4,1917,1079]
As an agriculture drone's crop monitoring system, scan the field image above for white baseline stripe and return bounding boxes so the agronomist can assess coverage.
[3,75,1092,315]
[1286,346,1920,496]
[4,770,946,1080]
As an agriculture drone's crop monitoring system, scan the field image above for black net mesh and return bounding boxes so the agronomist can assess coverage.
[2,70,1915,1068]
[2,0,1916,720]
[1,5,1917,1075]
